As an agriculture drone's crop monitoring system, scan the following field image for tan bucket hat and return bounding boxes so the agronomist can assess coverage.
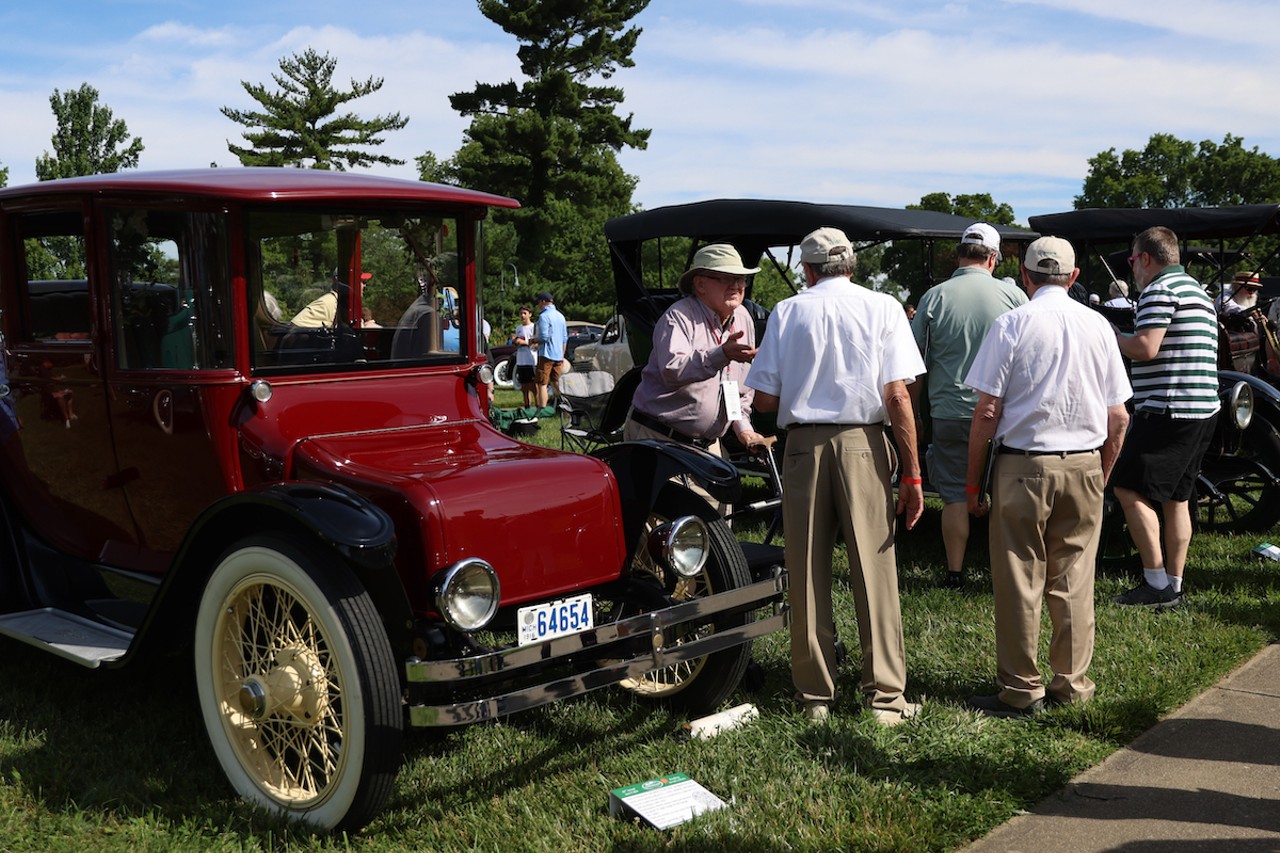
[677,243,760,293]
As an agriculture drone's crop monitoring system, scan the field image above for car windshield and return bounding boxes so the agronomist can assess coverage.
[247,209,468,372]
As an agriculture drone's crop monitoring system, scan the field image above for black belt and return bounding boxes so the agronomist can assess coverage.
[629,409,713,448]
[999,446,1098,457]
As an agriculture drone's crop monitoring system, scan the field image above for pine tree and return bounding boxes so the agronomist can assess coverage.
[222,48,408,170]
[433,0,651,315]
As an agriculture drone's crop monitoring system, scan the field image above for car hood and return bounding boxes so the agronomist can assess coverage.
[291,420,631,607]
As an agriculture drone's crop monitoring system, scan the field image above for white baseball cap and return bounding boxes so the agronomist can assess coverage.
[961,222,1003,261]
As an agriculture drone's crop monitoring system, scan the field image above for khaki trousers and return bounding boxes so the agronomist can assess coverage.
[989,451,1104,708]
[782,424,908,712]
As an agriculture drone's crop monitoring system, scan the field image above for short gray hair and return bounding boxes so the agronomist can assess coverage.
[810,253,858,279]
[1024,269,1072,287]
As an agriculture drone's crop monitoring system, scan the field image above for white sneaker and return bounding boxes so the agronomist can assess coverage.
[870,701,922,727]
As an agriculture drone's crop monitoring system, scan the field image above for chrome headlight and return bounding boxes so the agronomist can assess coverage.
[1228,381,1253,431]
[475,363,495,385]
[646,515,709,579]
[434,559,500,631]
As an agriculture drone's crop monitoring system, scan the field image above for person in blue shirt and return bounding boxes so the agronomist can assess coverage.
[532,292,567,408]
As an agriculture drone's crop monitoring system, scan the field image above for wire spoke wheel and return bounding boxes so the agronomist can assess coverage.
[1196,416,1280,533]
[215,577,345,802]
[195,536,401,831]
[606,485,753,713]
[618,553,713,696]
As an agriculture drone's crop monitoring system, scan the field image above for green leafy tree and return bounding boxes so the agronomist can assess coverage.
[0,161,8,187]
[1076,133,1280,209]
[430,0,651,319]
[35,83,144,180]
[222,48,408,170]
[883,192,1020,306]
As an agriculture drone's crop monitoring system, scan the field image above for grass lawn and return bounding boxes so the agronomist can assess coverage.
[1,388,1277,851]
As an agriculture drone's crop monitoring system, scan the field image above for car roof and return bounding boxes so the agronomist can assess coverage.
[0,168,522,209]
[1028,204,1280,242]
[605,198,1039,313]
[605,198,1037,247]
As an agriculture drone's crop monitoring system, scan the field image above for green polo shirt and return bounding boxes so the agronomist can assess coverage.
[912,266,1027,420]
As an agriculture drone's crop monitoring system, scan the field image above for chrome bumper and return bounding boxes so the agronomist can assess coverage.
[404,573,788,727]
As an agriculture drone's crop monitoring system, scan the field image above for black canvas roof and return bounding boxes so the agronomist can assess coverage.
[1028,205,1280,242]
[606,199,1036,246]
[605,199,1038,315]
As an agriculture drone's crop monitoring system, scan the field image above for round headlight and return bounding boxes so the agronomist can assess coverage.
[1229,381,1253,431]
[435,559,500,631]
[475,363,495,385]
[647,515,709,579]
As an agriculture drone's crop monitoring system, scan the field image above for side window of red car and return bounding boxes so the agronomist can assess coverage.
[107,208,233,370]
[18,210,90,343]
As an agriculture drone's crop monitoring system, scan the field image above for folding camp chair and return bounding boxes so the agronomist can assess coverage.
[558,369,617,452]
[557,366,642,453]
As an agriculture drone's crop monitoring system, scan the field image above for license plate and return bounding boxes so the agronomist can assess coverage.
[517,593,593,645]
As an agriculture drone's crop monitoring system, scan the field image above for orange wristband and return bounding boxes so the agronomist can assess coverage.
[901,477,922,485]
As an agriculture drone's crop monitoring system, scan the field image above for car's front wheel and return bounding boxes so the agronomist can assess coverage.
[194,535,403,832]
[1196,415,1280,533]
[603,485,754,713]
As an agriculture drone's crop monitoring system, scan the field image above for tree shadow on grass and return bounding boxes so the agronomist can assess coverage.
[0,642,314,838]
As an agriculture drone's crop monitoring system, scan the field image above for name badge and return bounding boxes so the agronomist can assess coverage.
[722,379,742,421]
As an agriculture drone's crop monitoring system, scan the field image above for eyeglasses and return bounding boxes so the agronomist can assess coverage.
[698,272,748,287]
[1127,251,1146,267]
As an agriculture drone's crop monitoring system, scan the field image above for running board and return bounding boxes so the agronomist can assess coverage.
[0,608,133,668]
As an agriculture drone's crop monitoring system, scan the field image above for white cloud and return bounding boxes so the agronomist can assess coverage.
[3,21,519,183]
[615,8,1280,219]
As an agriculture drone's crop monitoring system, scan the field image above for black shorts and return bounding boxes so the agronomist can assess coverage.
[515,364,536,384]
[1110,410,1218,503]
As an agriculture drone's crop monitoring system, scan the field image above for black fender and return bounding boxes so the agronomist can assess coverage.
[124,480,410,664]
[1219,369,1280,425]
[594,438,741,557]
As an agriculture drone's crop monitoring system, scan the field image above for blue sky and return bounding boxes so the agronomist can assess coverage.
[2,0,1278,223]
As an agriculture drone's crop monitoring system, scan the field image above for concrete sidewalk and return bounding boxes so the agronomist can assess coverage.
[964,643,1280,852]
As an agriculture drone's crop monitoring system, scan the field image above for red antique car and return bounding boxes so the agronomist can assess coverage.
[0,169,787,830]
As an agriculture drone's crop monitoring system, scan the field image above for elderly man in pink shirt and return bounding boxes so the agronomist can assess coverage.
[625,243,767,510]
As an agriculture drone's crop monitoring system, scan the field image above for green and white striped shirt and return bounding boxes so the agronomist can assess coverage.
[1131,265,1220,419]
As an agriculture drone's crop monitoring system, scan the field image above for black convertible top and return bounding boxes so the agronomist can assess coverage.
[1028,204,1280,242]
[606,199,1036,246]
[1028,204,1280,289]
[606,199,1037,315]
